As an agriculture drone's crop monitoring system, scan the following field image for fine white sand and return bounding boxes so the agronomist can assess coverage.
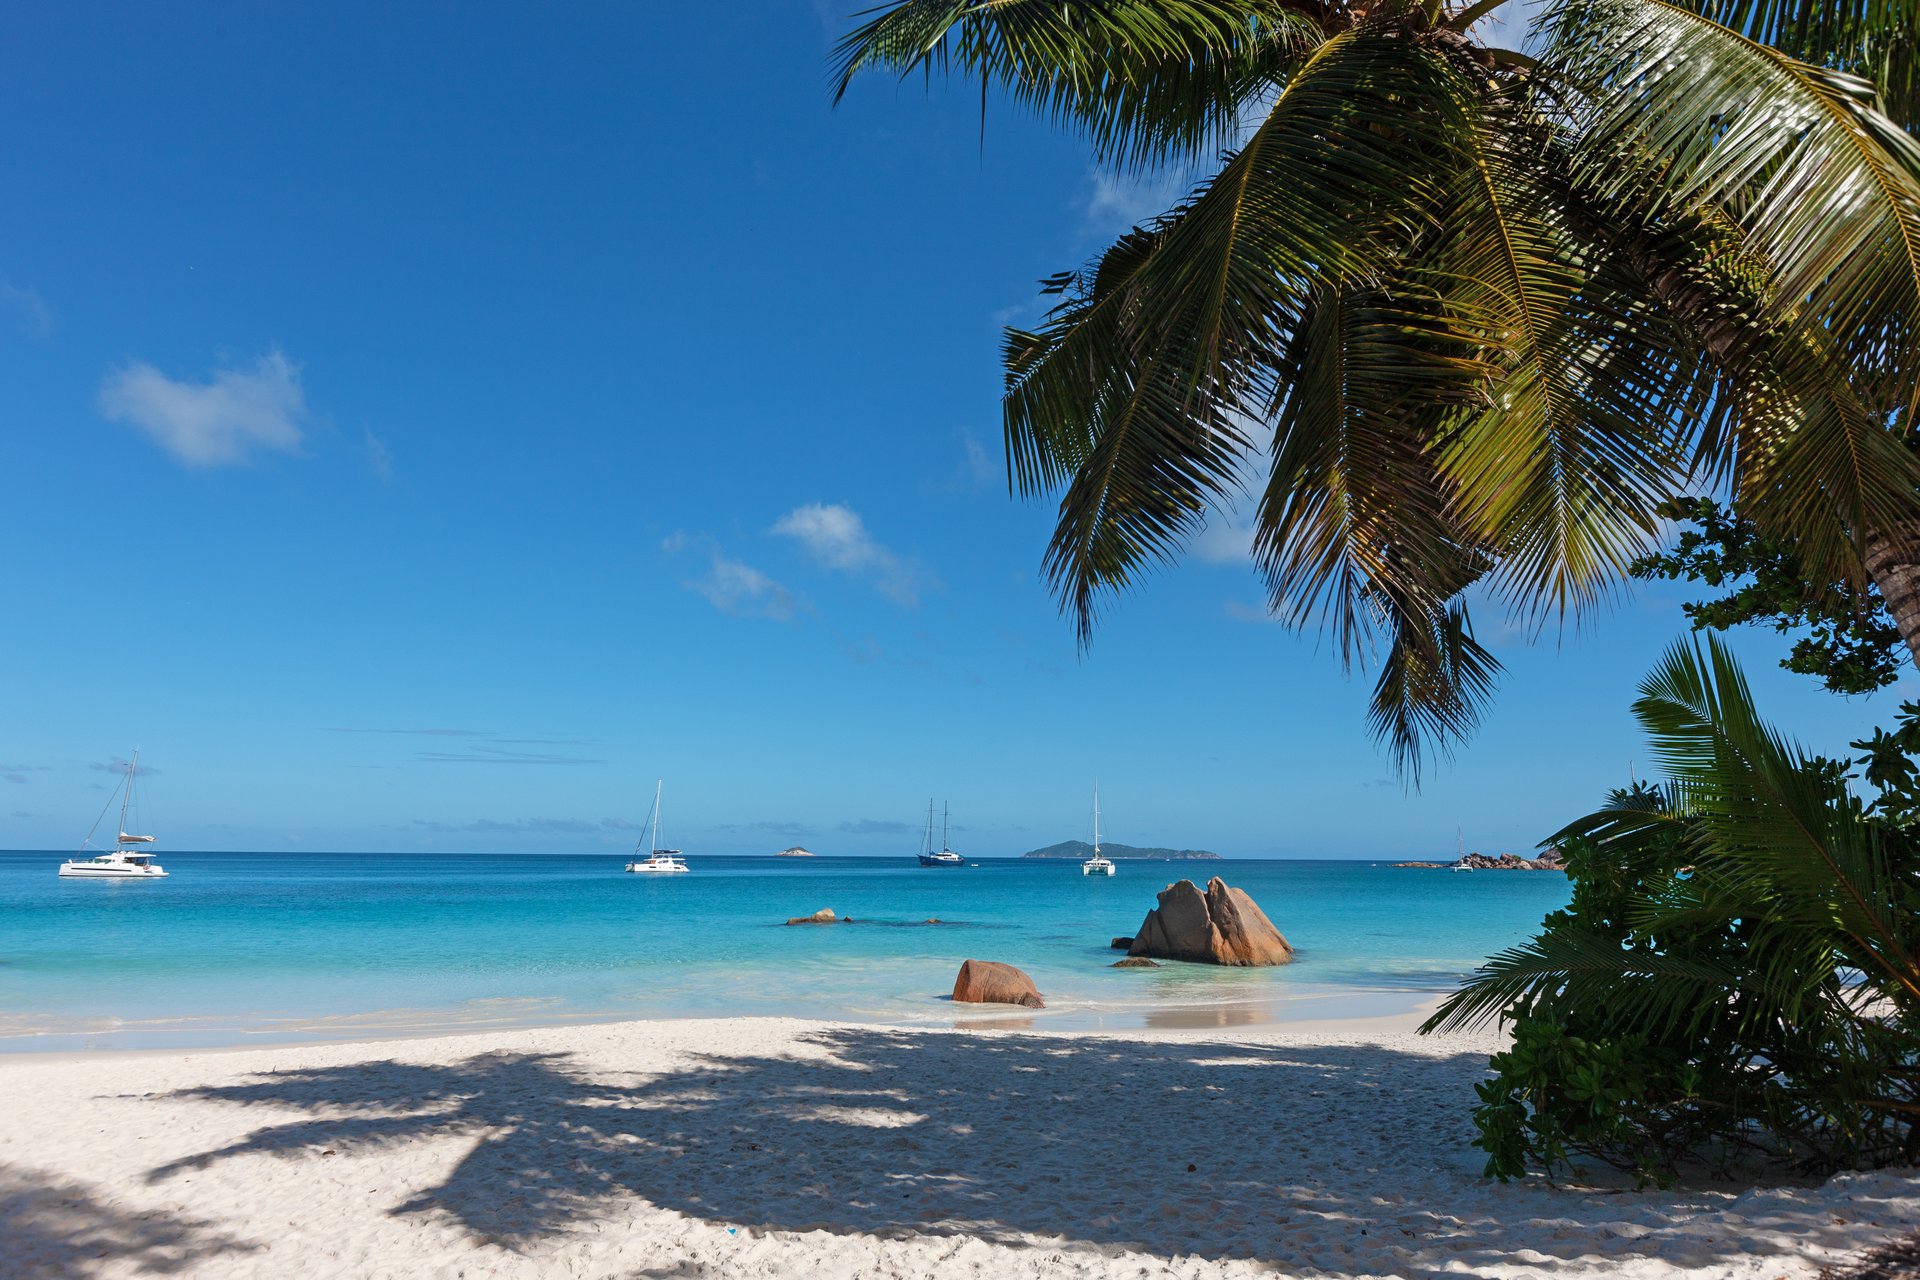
[2,1010,1915,1279]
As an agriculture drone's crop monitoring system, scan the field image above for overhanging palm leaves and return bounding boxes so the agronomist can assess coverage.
[835,0,1920,771]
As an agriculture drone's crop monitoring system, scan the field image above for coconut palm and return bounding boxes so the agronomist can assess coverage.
[1421,635,1920,1172]
[833,0,1920,774]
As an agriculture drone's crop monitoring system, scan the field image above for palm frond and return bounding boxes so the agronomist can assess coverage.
[1545,0,1920,430]
[1677,0,1919,127]
[1002,25,1487,643]
[830,0,1326,169]
[1421,923,1750,1033]
[1367,598,1504,780]
[1631,635,1920,1008]
[1433,102,1699,622]
[1253,277,1496,664]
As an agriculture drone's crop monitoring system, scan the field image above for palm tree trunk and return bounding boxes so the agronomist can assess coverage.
[1865,529,1920,672]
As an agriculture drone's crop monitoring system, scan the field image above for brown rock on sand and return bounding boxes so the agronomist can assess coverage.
[951,959,1044,1008]
[1127,878,1293,966]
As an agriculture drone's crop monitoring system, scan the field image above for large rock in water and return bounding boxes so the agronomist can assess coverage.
[951,959,1045,1008]
[1127,878,1294,966]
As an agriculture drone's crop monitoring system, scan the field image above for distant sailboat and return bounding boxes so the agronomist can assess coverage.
[625,780,689,874]
[1451,824,1473,872]
[1081,783,1114,876]
[59,750,168,879]
[916,800,964,867]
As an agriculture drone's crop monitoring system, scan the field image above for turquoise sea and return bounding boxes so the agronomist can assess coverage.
[0,851,1571,1052]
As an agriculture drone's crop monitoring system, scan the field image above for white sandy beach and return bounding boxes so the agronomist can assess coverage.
[3,1008,1916,1279]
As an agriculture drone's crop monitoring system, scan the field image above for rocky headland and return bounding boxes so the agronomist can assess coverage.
[1394,848,1566,871]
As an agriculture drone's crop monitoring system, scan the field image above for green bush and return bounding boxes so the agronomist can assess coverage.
[1427,637,1920,1183]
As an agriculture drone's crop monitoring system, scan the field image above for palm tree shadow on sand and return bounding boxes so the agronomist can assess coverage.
[1,1162,260,1278]
[141,1029,1875,1277]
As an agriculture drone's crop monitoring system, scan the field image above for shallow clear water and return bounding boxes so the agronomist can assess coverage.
[0,851,1570,1051]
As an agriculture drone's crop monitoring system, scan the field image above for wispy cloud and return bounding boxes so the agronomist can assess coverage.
[91,757,160,776]
[1082,168,1189,238]
[772,503,929,606]
[364,428,393,481]
[0,763,49,785]
[324,727,490,737]
[99,350,307,467]
[1193,512,1256,565]
[955,430,999,492]
[663,533,801,621]
[838,818,914,835]
[718,820,820,837]
[1223,599,1286,625]
[412,816,640,835]
[416,747,605,766]
[0,281,52,337]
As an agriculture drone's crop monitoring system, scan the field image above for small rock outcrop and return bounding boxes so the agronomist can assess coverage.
[786,908,839,925]
[1110,936,1134,950]
[1127,878,1294,966]
[1111,956,1160,968]
[951,959,1044,1008]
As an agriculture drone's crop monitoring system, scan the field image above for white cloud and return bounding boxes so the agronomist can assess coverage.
[663,533,800,621]
[364,428,393,481]
[959,431,999,490]
[1193,511,1257,565]
[1223,599,1286,624]
[1083,169,1189,238]
[772,502,927,606]
[99,350,307,467]
[0,281,51,337]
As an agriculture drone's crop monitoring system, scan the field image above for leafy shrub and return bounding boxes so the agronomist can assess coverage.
[1427,637,1920,1183]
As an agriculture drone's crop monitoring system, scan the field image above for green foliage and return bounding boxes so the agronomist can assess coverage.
[1427,637,1920,1181]
[834,0,1920,775]
[1629,497,1906,695]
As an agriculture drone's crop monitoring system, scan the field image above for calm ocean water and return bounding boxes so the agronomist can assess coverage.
[0,851,1570,1051]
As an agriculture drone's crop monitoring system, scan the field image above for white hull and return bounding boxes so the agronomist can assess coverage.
[1081,858,1115,876]
[626,860,689,874]
[59,862,167,879]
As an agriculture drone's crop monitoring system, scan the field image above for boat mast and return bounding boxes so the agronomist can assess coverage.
[1093,780,1100,857]
[942,802,949,853]
[117,750,137,842]
[651,779,663,856]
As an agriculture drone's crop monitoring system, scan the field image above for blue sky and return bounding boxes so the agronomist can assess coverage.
[0,1,1905,858]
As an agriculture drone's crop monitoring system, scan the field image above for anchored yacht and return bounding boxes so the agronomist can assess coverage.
[916,800,964,866]
[625,780,689,874]
[60,751,168,879]
[1081,783,1114,876]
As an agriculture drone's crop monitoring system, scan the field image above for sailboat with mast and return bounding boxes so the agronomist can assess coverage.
[625,780,689,874]
[1081,782,1115,876]
[916,800,964,866]
[59,750,168,879]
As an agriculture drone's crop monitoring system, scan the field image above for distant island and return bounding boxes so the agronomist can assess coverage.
[1022,840,1221,861]
[774,846,814,858]
[1394,849,1566,872]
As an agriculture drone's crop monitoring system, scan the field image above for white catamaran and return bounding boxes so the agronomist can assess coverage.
[1081,782,1115,876]
[625,780,689,874]
[59,750,168,879]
